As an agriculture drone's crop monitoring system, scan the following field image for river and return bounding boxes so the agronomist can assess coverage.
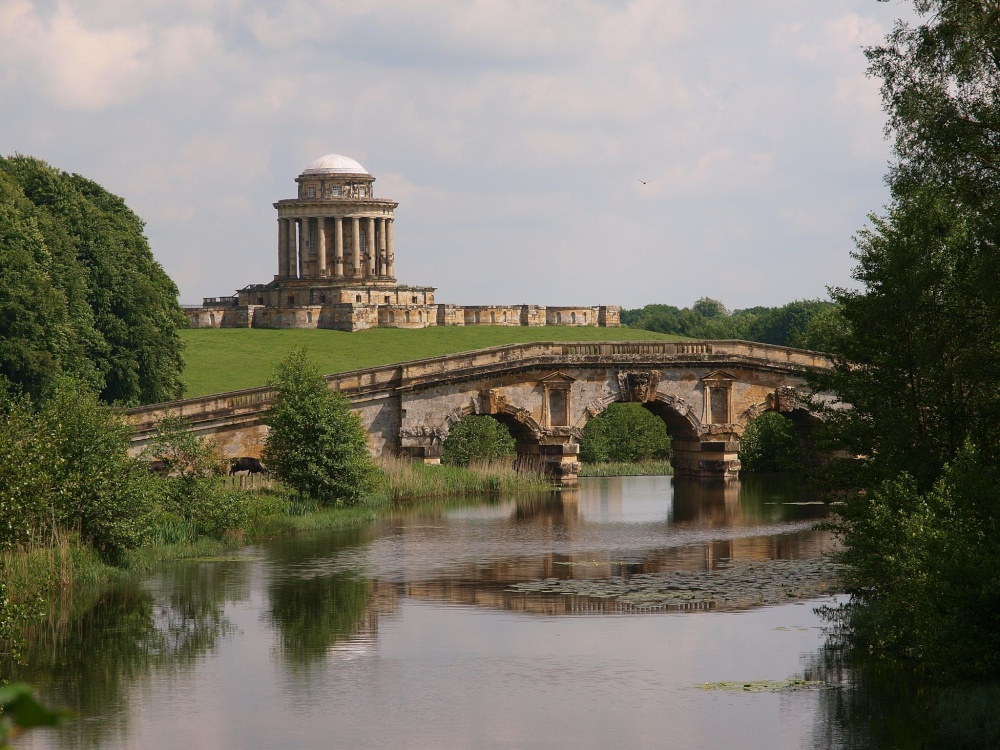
[10,475,930,749]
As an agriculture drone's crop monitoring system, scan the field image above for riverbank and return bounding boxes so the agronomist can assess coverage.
[0,460,552,619]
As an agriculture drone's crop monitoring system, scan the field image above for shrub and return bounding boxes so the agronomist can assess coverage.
[579,403,670,463]
[264,348,375,506]
[833,444,1000,680]
[738,412,802,473]
[441,416,515,466]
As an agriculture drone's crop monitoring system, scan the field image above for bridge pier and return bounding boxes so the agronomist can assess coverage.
[671,438,741,479]
[516,442,581,484]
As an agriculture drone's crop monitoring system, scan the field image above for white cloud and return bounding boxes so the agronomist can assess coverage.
[1,0,908,309]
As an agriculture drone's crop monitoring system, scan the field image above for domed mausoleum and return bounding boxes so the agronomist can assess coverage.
[187,154,619,331]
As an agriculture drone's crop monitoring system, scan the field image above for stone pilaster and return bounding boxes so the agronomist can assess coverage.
[334,217,344,277]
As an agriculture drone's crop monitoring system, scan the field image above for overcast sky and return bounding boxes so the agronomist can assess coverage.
[1,0,913,309]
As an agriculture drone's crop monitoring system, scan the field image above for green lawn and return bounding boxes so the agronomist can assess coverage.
[180,326,683,398]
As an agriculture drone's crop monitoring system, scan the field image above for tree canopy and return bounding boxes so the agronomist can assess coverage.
[815,0,1000,680]
[0,155,185,405]
[621,298,839,349]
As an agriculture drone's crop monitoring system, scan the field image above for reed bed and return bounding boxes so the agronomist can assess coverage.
[377,457,552,502]
[578,461,673,477]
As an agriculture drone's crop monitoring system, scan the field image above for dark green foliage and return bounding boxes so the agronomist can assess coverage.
[832,446,1000,680]
[579,403,670,463]
[0,155,185,406]
[0,378,157,561]
[622,298,835,349]
[441,415,515,466]
[264,348,375,505]
[142,417,243,539]
[738,412,802,473]
[268,571,371,663]
[814,1,1000,681]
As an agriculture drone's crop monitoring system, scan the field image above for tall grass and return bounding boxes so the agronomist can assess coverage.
[578,461,673,477]
[377,457,552,501]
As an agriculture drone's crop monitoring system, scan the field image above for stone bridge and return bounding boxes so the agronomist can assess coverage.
[126,340,834,481]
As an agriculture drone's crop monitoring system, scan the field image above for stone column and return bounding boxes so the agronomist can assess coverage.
[286,218,297,278]
[334,217,344,278]
[317,217,327,277]
[351,217,361,277]
[366,218,376,277]
[377,218,387,276]
[278,218,288,278]
[386,218,395,278]
[297,219,306,278]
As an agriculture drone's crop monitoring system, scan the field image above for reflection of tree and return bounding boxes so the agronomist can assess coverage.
[3,562,245,750]
[803,623,936,750]
[268,572,372,664]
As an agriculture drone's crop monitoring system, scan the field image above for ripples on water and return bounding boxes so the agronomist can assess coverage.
[8,475,933,750]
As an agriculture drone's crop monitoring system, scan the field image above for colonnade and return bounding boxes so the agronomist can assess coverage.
[277,216,395,280]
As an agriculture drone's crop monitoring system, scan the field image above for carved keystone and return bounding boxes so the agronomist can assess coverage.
[767,386,799,413]
[616,370,661,403]
[480,388,509,415]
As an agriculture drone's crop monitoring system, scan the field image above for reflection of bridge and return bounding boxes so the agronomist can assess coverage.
[127,340,833,480]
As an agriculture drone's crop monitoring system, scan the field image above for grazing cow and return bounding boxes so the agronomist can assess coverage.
[229,457,266,476]
[144,459,169,476]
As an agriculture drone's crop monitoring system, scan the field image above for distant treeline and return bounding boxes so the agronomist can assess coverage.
[621,297,845,351]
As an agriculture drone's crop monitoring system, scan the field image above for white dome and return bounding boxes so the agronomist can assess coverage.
[302,153,369,175]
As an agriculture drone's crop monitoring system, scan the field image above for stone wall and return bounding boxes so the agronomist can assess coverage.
[185,301,620,332]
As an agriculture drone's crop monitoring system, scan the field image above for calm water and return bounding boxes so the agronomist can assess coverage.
[11,476,922,749]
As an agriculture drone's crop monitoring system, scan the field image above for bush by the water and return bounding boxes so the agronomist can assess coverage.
[738,412,802,473]
[579,403,670,464]
[0,378,160,561]
[442,415,516,466]
[264,348,375,506]
[832,445,1000,680]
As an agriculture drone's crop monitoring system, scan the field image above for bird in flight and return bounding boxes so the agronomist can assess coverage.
[638,179,650,184]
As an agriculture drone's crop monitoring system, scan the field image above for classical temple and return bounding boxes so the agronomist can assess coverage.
[186,154,619,331]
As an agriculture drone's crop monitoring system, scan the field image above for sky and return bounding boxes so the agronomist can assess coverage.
[0,0,915,309]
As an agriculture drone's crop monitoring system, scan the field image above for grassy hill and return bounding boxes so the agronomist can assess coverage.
[180,326,683,398]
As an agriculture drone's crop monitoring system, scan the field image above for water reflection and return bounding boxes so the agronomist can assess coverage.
[8,560,246,749]
[10,475,895,750]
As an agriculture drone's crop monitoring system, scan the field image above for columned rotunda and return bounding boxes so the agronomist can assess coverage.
[187,153,619,332]
[276,154,397,283]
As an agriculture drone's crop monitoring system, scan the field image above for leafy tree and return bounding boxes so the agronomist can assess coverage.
[788,304,848,352]
[579,403,670,463]
[738,412,802,473]
[744,300,834,346]
[264,348,374,505]
[441,415,516,466]
[621,299,836,348]
[692,297,729,319]
[813,0,1000,680]
[0,156,186,406]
